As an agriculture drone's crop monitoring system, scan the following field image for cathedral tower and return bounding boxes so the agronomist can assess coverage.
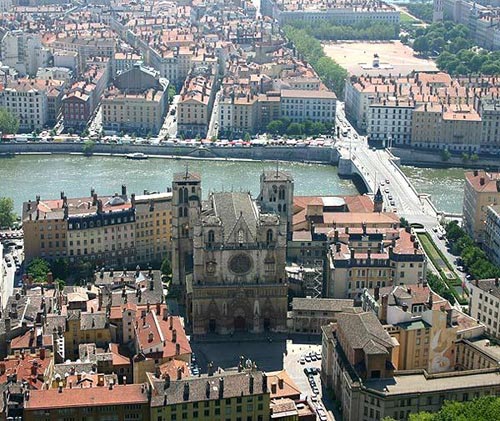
[171,170,202,290]
[258,168,294,240]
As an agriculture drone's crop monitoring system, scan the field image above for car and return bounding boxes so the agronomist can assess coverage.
[312,387,319,394]
[311,394,318,402]
[191,368,199,376]
[385,179,390,184]
[300,357,306,364]
[390,200,396,206]
[457,266,464,272]
[310,353,317,361]
[380,181,385,187]
[388,194,393,200]
[315,352,322,360]
[6,262,12,267]
[384,188,390,193]
[305,355,312,363]
[303,367,314,376]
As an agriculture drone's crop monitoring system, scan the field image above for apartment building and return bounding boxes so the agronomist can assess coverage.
[469,278,500,338]
[262,0,400,26]
[463,170,500,243]
[134,191,172,266]
[22,186,172,266]
[101,64,169,135]
[177,67,217,138]
[148,369,271,421]
[219,89,259,136]
[325,226,427,298]
[1,30,50,77]
[289,297,354,334]
[112,51,142,77]
[24,384,150,421]
[321,308,500,421]
[280,89,336,124]
[0,79,65,130]
[36,67,73,84]
[484,205,500,266]
[361,284,484,373]
[478,98,500,155]
[367,100,414,146]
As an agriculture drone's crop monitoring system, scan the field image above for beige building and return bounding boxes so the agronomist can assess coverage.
[463,170,500,243]
[134,191,172,264]
[289,297,353,334]
[219,89,259,136]
[177,67,217,138]
[321,308,500,421]
[101,64,169,135]
[325,226,427,299]
[22,186,172,266]
[280,89,336,124]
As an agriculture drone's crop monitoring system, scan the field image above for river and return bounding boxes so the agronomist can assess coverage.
[401,166,465,215]
[0,155,357,212]
[0,155,467,214]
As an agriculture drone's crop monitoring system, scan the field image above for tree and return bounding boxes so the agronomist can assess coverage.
[413,36,430,54]
[50,258,69,281]
[440,149,451,161]
[0,197,16,228]
[0,108,19,134]
[267,120,285,135]
[27,258,51,282]
[244,132,251,142]
[82,140,95,156]
[287,122,303,137]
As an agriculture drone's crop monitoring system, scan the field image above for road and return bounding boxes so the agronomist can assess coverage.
[159,95,180,139]
[207,91,220,139]
[1,238,23,309]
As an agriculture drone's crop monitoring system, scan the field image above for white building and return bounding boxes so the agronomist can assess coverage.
[280,89,337,123]
[0,0,12,12]
[1,30,50,77]
[367,101,414,146]
[53,50,79,72]
[485,205,500,267]
[36,67,73,84]
[469,278,500,339]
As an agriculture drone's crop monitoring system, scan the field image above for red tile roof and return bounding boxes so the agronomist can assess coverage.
[25,384,148,410]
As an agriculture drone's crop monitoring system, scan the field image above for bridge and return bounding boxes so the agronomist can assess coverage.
[334,103,453,228]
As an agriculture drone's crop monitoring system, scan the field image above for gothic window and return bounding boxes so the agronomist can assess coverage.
[278,204,282,212]
[238,229,244,245]
[179,187,188,204]
[283,204,287,213]
[278,186,285,200]
[266,229,273,245]
[178,207,183,217]
[208,230,215,245]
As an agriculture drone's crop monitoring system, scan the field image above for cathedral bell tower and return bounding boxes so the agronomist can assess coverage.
[171,170,202,292]
[258,167,294,241]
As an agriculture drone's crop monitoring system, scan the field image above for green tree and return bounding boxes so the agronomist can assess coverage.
[0,108,19,134]
[27,258,51,282]
[267,120,285,135]
[413,36,430,54]
[287,122,303,137]
[440,149,451,161]
[0,197,16,228]
[50,258,70,281]
[82,140,95,156]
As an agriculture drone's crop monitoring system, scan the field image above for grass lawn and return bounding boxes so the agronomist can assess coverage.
[400,11,418,24]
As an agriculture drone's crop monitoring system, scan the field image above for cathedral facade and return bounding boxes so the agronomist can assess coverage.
[171,170,293,334]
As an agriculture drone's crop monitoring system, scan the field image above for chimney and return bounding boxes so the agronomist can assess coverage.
[495,277,499,288]
[249,375,254,394]
[176,343,180,355]
[172,329,177,343]
[381,294,388,323]
[183,383,189,401]
[428,292,434,309]
[121,185,127,196]
[402,302,408,312]
[177,367,182,380]
[131,193,136,208]
[164,374,171,389]
[480,177,485,186]
[374,285,380,301]
[163,308,169,321]
[219,377,224,399]
[205,381,211,398]
[156,303,161,315]
[207,362,214,376]
[271,382,277,393]
[169,316,173,330]
[278,377,284,389]
[97,199,103,213]
[46,272,53,284]
[262,372,267,392]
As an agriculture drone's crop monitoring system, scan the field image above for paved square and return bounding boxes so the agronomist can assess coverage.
[323,41,437,76]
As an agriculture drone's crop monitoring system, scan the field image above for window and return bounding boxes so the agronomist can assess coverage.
[266,229,273,245]
[208,230,215,245]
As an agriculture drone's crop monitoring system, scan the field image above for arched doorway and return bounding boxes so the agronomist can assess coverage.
[234,316,246,331]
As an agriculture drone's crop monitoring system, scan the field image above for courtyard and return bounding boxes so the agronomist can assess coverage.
[323,40,438,76]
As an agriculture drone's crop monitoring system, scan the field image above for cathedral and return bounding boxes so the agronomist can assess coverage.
[171,169,293,335]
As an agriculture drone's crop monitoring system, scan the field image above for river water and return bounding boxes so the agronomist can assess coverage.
[0,155,466,214]
[401,166,465,215]
[0,155,357,212]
